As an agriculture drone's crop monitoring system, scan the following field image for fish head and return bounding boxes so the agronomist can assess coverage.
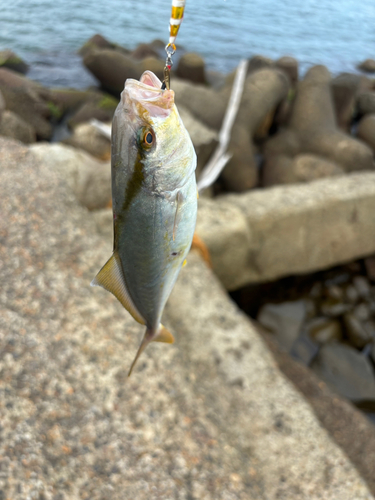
[114,71,196,190]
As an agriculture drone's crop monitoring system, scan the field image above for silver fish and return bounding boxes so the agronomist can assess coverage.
[91,71,197,376]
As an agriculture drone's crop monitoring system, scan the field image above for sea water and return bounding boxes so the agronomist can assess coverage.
[1,0,375,87]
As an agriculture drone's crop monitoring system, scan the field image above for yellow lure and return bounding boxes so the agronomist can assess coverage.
[169,0,186,46]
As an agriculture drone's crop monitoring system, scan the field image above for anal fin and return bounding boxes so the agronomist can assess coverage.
[153,324,175,344]
[91,252,145,325]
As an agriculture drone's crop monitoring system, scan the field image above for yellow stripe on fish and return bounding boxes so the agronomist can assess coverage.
[169,0,186,44]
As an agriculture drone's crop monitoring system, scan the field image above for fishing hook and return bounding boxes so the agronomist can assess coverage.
[161,43,176,90]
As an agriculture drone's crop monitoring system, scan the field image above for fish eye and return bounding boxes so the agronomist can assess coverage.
[139,127,155,150]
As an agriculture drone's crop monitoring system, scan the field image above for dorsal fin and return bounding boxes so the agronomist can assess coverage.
[91,252,145,325]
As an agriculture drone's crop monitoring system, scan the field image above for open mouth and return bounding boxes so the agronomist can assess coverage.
[124,71,175,119]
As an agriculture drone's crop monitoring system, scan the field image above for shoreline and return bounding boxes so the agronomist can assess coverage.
[9,43,373,91]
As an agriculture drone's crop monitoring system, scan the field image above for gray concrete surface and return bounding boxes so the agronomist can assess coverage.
[0,137,373,499]
[196,173,375,290]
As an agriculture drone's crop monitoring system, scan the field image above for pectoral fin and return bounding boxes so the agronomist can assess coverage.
[173,190,185,241]
[128,324,174,377]
[91,252,145,325]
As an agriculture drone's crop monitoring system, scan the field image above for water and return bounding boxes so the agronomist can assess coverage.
[1,0,375,88]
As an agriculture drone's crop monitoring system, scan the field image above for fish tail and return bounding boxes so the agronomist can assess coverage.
[128,324,175,377]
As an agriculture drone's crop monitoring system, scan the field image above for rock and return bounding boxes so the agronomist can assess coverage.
[326,284,344,301]
[91,208,113,240]
[361,321,375,349]
[273,95,293,127]
[30,143,111,210]
[353,276,371,298]
[263,153,344,186]
[222,68,290,192]
[275,56,299,85]
[83,49,140,94]
[63,122,111,160]
[357,91,375,117]
[196,172,375,289]
[310,282,323,299]
[0,49,28,74]
[311,342,375,401]
[227,55,275,88]
[0,110,36,143]
[325,271,352,287]
[0,89,5,121]
[344,312,373,348]
[68,93,118,129]
[262,154,294,186]
[331,73,372,131]
[0,68,52,139]
[223,126,259,191]
[178,106,218,178]
[49,88,100,115]
[247,54,273,73]
[290,65,335,131]
[357,114,375,153]
[289,331,319,365]
[353,303,371,322]
[320,299,351,317]
[78,33,117,57]
[195,198,251,290]
[257,300,306,351]
[1,136,371,499]
[358,58,375,73]
[131,42,160,60]
[286,65,374,173]
[302,131,374,173]
[304,298,317,318]
[172,77,230,130]
[364,254,375,280]
[176,53,206,84]
[237,69,290,133]
[148,39,165,51]
[306,317,342,344]
[346,284,360,303]
[205,69,226,90]
[139,56,164,81]
[262,329,375,497]
[264,128,301,157]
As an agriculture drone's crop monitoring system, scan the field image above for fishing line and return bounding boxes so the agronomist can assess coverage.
[161,0,186,90]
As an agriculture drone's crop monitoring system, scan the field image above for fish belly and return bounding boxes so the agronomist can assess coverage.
[117,173,197,330]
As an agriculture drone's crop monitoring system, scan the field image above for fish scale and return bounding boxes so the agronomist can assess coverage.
[91,70,197,376]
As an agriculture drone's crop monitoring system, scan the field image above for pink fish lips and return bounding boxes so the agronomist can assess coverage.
[124,70,175,119]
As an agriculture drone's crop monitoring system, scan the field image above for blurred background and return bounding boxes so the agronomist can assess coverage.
[2,1,375,499]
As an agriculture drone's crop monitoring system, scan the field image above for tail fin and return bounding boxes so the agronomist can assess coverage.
[128,324,174,377]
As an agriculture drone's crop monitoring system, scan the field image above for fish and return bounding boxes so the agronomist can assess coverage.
[91,70,197,376]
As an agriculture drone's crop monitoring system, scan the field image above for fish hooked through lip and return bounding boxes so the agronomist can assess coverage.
[91,70,197,376]
[124,71,175,120]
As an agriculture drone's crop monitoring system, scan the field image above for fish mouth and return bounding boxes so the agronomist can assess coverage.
[123,71,175,120]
